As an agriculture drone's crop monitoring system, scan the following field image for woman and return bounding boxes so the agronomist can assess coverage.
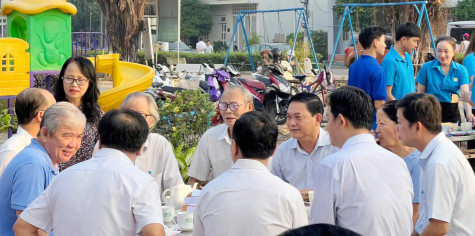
[375,100,420,226]
[464,32,475,94]
[417,36,474,123]
[53,56,103,171]
[259,49,273,76]
[460,33,470,55]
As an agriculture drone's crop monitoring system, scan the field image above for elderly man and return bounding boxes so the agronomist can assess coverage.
[272,93,338,201]
[194,111,308,236]
[310,86,413,236]
[93,92,183,194]
[396,93,475,236]
[187,85,254,187]
[0,102,85,236]
[0,88,56,176]
[14,109,165,236]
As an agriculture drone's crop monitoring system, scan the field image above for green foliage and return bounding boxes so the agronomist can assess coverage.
[70,0,102,32]
[213,41,227,52]
[172,142,196,181]
[181,0,213,38]
[249,33,261,45]
[287,31,328,61]
[453,0,475,21]
[0,109,18,133]
[333,0,377,32]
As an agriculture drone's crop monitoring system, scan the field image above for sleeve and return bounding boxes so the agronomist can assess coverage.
[11,163,47,210]
[425,163,456,222]
[463,56,475,80]
[411,161,421,203]
[291,196,309,228]
[133,180,164,235]
[161,138,185,190]
[187,134,212,181]
[458,65,470,85]
[381,58,396,87]
[310,164,336,224]
[270,146,285,181]
[18,188,53,232]
[193,203,206,236]
[416,63,428,86]
[371,69,387,101]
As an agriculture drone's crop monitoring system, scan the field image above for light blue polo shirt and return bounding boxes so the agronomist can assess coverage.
[416,60,469,103]
[404,150,421,203]
[463,53,475,104]
[382,47,416,99]
[0,139,58,236]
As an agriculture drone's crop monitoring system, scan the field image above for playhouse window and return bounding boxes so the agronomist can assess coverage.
[1,53,14,72]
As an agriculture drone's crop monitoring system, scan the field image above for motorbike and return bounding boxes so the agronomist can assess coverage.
[225,64,265,112]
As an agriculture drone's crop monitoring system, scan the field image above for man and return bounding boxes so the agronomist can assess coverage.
[196,38,206,54]
[348,25,387,130]
[0,102,85,236]
[205,40,213,54]
[0,88,56,176]
[272,93,338,201]
[187,85,254,187]
[194,111,308,236]
[14,110,165,236]
[396,93,475,236]
[382,22,421,101]
[310,86,413,236]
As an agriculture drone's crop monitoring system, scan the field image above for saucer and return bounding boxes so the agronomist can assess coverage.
[178,227,193,232]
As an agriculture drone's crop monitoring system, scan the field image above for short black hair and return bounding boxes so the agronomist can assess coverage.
[396,93,441,134]
[380,100,398,123]
[395,22,422,41]
[280,224,361,236]
[232,111,278,159]
[359,25,386,49]
[15,88,49,125]
[328,86,373,130]
[289,92,324,116]
[98,109,149,153]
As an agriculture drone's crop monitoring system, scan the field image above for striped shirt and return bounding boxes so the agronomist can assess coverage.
[310,134,413,236]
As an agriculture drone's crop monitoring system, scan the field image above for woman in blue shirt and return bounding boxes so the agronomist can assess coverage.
[417,36,474,123]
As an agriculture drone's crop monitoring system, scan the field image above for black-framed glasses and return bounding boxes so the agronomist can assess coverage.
[62,76,89,86]
[218,102,243,111]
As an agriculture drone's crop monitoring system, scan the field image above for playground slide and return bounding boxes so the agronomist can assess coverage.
[92,54,154,112]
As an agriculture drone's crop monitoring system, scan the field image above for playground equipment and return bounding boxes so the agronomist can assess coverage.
[328,1,436,69]
[0,0,154,117]
[224,8,320,72]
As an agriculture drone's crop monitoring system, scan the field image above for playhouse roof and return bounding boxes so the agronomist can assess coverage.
[1,0,77,16]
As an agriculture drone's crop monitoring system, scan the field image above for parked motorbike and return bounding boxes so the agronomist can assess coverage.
[225,64,265,112]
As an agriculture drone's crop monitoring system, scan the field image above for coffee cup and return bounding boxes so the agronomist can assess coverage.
[162,205,175,223]
[176,211,194,230]
[461,122,472,132]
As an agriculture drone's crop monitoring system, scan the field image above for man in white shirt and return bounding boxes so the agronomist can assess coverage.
[0,88,55,176]
[194,111,308,236]
[205,40,213,54]
[14,110,165,236]
[187,85,254,187]
[310,86,413,236]
[196,38,206,54]
[272,93,338,201]
[396,93,475,236]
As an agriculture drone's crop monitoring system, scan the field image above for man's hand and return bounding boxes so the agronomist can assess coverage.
[299,189,313,202]
[187,177,206,190]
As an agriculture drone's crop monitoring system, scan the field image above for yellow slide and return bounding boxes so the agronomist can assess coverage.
[91,54,154,112]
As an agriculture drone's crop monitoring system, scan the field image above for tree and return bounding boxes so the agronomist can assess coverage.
[453,0,475,21]
[96,0,145,62]
[69,0,102,32]
[181,0,212,44]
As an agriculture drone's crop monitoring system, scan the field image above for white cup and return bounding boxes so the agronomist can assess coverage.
[176,212,194,230]
[461,122,472,132]
[162,205,175,223]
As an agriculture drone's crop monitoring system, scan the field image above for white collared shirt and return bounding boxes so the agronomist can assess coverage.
[0,126,33,176]
[271,128,338,190]
[415,132,475,235]
[310,134,413,236]
[19,148,163,236]
[194,159,308,236]
[187,124,233,181]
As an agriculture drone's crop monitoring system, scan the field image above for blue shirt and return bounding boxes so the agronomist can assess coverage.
[404,150,421,203]
[416,60,469,103]
[463,53,475,103]
[0,139,57,236]
[382,47,416,99]
[348,55,387,129]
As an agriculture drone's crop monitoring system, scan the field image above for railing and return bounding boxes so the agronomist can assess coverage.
[72,32,110,67]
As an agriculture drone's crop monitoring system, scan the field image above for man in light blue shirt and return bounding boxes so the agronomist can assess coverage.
[0,102,86,236]
[382,22,421,101]
[310,86,413,236]
[271,93,338,202]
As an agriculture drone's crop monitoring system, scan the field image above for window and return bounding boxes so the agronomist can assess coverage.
[144,0,157,16]
[233,3,257,15]
[2,53,14,72]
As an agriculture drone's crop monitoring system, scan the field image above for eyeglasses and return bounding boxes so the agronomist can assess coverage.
[138,112,153,119]
[218,102,243,111]
[62,76,89,86]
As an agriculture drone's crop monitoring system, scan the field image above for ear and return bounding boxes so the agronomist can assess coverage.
[136,144,144,157]
[415,121,423,135]
[39,126,48,142]
[98,140,102,150]
[248,101,254,111]
[315,113,323,124]
[36,110,45,123]
[337,114,346,127]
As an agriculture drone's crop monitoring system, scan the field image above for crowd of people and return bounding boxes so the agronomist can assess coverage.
[0,20,475,236]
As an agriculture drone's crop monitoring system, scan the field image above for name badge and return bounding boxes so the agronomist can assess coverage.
[454,77,458,82]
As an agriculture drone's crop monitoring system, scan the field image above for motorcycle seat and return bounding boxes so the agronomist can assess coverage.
[254,76,272,87]
[238,78,265,90]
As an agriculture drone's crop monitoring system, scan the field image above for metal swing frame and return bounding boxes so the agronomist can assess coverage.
[328,1,436,69]
[223,8,320,72]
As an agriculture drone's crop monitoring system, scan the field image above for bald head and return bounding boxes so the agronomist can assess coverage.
[15,88,56,125]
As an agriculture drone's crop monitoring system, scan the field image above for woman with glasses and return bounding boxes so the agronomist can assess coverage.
[53,56,103,171]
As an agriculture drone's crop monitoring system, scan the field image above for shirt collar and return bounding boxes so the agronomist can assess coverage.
[431,60,460,72]
[389,46,407,62]
[216,124,232,144]
[30,139,59,175]
[290,127,331,152]
[232,159,269,172]
[341,133,376,149]
[95,147,135,165]
[419,132,445,160]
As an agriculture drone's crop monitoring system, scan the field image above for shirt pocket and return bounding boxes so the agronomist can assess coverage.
[441,76,460,93]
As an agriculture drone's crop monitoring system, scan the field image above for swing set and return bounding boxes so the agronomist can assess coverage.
[328,1,436,69]
[223,8,320,72]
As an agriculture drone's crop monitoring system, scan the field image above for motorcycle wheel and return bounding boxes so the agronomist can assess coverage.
[264,92,287,125]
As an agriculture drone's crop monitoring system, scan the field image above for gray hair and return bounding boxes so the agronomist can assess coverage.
[120,92,159,126]
[221,84,253,104]
[41,102,86,134]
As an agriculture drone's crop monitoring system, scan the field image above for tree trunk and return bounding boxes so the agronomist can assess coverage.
[96,0,145,62]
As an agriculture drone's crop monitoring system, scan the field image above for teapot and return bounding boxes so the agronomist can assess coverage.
[162,184,194,209]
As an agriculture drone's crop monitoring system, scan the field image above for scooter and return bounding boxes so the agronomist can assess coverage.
[225,64,265,112]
